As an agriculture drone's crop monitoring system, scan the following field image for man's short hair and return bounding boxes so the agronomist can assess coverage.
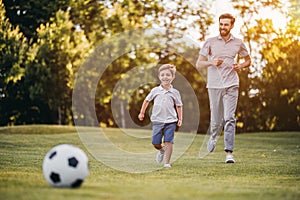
[219,13,235,25]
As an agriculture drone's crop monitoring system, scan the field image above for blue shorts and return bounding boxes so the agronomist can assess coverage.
[152,122,176,144]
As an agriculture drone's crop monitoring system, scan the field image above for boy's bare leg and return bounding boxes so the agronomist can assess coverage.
[164,142,173,164]
[153,144,164,151]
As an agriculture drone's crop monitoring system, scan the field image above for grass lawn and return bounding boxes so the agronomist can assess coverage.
[0,125,299,200]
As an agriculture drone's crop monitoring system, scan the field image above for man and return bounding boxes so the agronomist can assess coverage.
[196,13,251,163]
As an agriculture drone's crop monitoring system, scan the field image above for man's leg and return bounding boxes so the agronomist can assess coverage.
[207,89,224,152]
[208,89,224,139]
[223,86,239,153]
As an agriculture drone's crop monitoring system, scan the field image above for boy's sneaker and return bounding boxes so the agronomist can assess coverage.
[207,136,217,152]
[156,150,164,163]
[164,163,171,168]
[225,154,235,163]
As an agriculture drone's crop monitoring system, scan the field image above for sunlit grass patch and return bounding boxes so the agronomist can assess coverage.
[0,126,299,200]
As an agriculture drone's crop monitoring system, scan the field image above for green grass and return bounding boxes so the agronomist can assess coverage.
[0,125,299,200]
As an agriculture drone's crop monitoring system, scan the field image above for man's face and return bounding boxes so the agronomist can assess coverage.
[219,18,233,37]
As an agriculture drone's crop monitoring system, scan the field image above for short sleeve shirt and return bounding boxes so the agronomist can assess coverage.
[145,85,183,123]
[200,34,249,88]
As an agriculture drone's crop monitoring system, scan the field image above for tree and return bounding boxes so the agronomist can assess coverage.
[231,0,300,131]
[3,0,70,41]
[0,0,29,125]
[25,9,90,124]
[258,18,300,131]
[1,0,214,129]
[88,0,212,131]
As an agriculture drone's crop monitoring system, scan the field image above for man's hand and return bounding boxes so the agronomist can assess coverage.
[213,59,223,67]
[233,63,242,71]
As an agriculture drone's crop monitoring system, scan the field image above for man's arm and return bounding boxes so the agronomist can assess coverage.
[234,55,252,71]
[196,54,223,70]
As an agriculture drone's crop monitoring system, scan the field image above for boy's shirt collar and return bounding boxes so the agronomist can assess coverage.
[159,84,173,91]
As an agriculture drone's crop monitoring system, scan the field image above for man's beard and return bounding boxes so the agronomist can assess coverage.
[219,29,230,36]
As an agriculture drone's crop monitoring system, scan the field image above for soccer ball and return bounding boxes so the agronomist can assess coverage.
[42,144,89,188]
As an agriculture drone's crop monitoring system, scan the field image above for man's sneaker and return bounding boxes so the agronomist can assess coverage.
[156,150,164,163]
[225,154,235,163]
[207,136,217,152]
[164,163,171,168]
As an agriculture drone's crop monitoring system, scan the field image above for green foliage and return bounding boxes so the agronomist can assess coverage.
[71,0,212,131]
[231,0,300,131]
[69,0,107,44]
[0,0,29,125]
[257,20,300,131]
[25,10,90,124]
[2,0,70,41]
[0,0,299,131]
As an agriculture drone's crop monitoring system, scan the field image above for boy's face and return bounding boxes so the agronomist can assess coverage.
[159,69,174,86]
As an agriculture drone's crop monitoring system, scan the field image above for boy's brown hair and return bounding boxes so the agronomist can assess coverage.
[158,64,176,77]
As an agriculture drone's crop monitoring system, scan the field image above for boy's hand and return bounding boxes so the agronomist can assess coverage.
[177,119,182,127]
[138,113,144,121]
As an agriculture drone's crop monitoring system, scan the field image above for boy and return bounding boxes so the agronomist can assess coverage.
[138,64,183,168]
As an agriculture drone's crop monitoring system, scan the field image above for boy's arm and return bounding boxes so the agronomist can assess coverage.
[138,100,150,121]
[176,105,183,127]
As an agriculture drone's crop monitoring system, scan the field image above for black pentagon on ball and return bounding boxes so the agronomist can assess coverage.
[50,172,61,183]
[68,157,79,168]
[71,179,83,188]
[49,151,57,159]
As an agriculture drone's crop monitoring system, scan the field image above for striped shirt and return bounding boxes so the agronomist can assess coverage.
[200,34,250,88]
